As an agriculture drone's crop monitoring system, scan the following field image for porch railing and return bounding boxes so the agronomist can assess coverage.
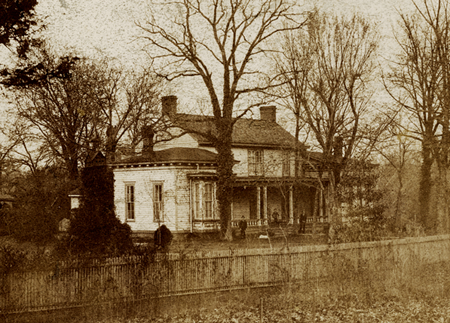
[231,217,328,227]
[231,219,260,227]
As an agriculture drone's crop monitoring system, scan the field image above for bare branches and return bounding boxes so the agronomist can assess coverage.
[138,0,303,118]
[8,47,165,179]
[276,10,380,170]
[138,0,303,240]
[387,0,450,233]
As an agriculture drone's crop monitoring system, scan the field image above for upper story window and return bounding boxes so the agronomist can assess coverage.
[282,151,291,177]
[153,183,164,222]
[125,184,135,221]
[248,150,264,176]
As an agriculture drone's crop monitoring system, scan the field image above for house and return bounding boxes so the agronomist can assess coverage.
[110,96,331,237]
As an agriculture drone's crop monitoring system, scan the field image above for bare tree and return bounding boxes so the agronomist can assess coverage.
[387,0,450,233]
[0,130,22,192]
[275,16,314,177]
[5,119,52,175]
[138,0,303,240]
[85,61,164,161]
[9,48,164,180]
[275,10,380,237]
[10,51,98,180]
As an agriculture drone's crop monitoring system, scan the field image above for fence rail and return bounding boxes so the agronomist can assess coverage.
[1,235,449,314]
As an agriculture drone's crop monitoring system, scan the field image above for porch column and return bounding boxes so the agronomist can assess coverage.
[289,185,294,224]
[262,186,267,224]
[263,186,268,225]
[319,189,323,222]
[256,187,261,226]
[231,201,234,221]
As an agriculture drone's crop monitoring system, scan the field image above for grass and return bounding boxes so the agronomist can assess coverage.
[168,233,328,253]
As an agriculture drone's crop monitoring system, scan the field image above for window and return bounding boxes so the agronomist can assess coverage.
[153,183,164,222]
[193,181,215,220]
[194,182,201,219]
[125,184,135,221]
[282,151,291,177]
[204,183,213,219]
[248,150,264,176]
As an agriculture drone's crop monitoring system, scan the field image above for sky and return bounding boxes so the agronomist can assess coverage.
[1,0,418,127]
[34,0,416,104]
[35,0,416,59]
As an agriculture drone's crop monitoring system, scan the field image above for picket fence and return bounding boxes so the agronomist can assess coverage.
[1,235,449,314]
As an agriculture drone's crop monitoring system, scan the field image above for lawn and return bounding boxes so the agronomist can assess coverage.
[167,233,328,254]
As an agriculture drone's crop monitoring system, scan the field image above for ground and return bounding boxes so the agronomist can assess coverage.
[111,297,450,323]
[3,233,449,323]
[167,233,328,253]
[1,232,328,255]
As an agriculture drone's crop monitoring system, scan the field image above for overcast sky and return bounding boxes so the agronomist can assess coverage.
[35,0,415,59]
[1,0,418,125]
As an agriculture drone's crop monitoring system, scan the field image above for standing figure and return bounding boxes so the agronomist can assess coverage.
[272,209,280,224]
[299,210,307,234]
[239,216,248,239]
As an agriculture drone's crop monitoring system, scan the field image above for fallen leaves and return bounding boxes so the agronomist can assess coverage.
[100,295,450,323]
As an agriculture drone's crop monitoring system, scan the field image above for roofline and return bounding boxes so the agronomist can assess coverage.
[110,161,217,169]
[197,142,297,150]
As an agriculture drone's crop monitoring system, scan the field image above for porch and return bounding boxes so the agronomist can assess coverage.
[231,217,329,236]
[189,176,329,235]
[230,178,329,226]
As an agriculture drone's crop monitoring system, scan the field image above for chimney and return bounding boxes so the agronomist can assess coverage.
[333,136,344,158]
[162,95,177,117]
[141,125,155,158]
[260,106,276,123]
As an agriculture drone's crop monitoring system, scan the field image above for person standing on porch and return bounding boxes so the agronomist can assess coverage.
[299,210,307,234]
[239,216,248,239]
[272,209,280,224]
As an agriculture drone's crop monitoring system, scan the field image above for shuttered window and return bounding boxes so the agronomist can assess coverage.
[153,183,164,222]
[248,150,264,176]
[125,184,135,221]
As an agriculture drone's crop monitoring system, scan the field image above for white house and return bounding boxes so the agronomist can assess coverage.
[110,96,330,237]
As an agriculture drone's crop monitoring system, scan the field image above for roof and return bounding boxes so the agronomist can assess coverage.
[113,147,218,165]
[68,188,82,197]
[173,114,304,149]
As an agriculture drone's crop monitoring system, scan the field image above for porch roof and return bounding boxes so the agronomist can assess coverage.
[232,175,328,187]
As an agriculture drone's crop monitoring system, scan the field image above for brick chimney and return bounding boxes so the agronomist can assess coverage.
[162,95,177,116]
[260,106,276,123]
[141,125,155,159]
[333,136,344,158]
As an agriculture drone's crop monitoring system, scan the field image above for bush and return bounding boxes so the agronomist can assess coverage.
[3,167,74,244]
[331,217,389,243]
[154,225,173,250]
[67,164,133,256]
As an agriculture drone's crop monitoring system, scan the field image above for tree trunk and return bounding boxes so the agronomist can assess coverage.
[420,144,433,232]
[436,164,448,234]
[394,170,404,229]
[216,130,234,241]
[327,173,336,243]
